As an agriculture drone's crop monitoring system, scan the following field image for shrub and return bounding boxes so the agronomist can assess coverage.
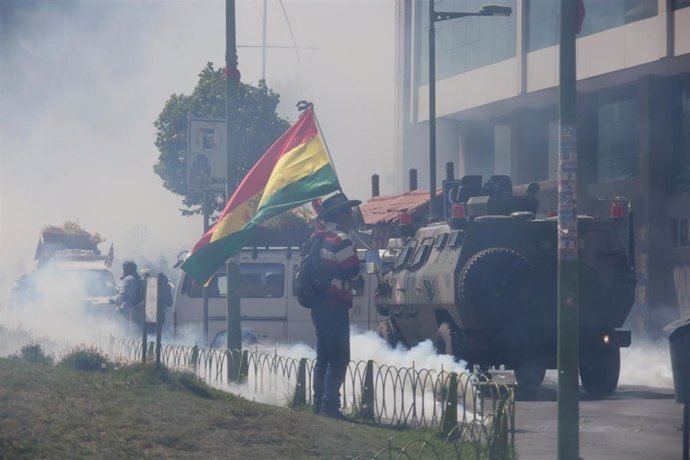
[17,343,54,365]
[60,345,110,371]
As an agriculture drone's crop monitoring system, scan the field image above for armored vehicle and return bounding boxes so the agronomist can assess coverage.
[372,175,636,394]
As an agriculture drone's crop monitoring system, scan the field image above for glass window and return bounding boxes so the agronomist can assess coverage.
[580,0,657,36]
[416,0,517,85]
[597,90,639,181]
[434,233,449,248]
[527,0,559,52]
[448,230,462,247]
[185,263,285,299]
[394,239,417,270]
[526,0,658,52]
[674,0,690,10]
[239,263,285,298]
[409,237,434,268]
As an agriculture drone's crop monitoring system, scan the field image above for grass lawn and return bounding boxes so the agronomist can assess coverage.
[0,357,443,459]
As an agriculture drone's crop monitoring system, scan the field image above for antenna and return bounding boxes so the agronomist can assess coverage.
[238,0,319,81]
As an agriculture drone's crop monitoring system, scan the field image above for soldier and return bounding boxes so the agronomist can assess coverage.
[309,192,361,420]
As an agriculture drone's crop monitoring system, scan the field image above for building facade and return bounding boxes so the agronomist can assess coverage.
[394,0,690,335]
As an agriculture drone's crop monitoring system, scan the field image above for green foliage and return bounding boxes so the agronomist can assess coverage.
[16,343,53,366]
[59,345,110,371]
[153,62,291,216]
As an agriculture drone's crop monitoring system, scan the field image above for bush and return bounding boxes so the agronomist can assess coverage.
[60,345,110,371]
[16,343,54,366]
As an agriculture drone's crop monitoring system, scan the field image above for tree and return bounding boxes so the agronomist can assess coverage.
[153,62,290,216]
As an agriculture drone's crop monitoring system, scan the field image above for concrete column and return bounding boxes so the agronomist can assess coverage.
[640,75,677,335]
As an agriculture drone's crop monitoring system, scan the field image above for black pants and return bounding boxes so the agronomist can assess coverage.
[311,305,350,414]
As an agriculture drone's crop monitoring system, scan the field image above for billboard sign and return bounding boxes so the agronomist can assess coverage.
[188,118,227,193]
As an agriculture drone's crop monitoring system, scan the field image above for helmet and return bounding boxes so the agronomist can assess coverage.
[121,260,138,276]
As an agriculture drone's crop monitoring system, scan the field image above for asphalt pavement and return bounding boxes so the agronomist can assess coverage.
[511,381,683,460]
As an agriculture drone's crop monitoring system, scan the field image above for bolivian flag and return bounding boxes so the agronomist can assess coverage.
[182,107,340,284]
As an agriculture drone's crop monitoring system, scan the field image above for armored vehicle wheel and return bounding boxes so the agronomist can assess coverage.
[434,322,460,358]
[580,345,620,395]
[377,319,401,348]
[514,363,546,389]
[457,248,531,328]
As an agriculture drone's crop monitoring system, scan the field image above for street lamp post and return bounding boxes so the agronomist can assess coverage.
[427,3,512,217]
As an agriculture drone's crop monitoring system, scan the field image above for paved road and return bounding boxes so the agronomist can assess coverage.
[507,379,684,460]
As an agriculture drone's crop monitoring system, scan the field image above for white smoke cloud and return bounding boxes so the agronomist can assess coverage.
[0,0,395,319]
[0,267,130,357]
[620,340,674,389]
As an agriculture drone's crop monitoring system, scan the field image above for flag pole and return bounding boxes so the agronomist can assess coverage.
[304,102,343,194]
[307,102,367,235]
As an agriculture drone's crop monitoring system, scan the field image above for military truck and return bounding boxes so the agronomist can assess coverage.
[371,175,636,394]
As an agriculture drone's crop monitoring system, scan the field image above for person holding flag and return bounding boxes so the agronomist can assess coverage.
[308,192,361,420]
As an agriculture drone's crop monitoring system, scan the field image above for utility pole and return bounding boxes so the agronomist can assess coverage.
[225,0,242,378]
[237,0,317,83]
[428,0,437,218]
[557,0,579,459]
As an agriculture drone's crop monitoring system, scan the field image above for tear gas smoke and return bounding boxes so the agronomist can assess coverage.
[0,268,129,357]
[0,0,395,312]
[620,340,674,389]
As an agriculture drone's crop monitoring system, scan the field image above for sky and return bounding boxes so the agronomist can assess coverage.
[0,0,396,300]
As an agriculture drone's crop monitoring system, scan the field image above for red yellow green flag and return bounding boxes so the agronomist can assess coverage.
[181,107,340,283]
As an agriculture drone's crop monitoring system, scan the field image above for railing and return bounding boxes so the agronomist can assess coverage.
[104,336,514,459]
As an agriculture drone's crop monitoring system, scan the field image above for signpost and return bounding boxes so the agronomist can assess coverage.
[187,119,227,193]
[188,119,227,345]
[141,273,165,370]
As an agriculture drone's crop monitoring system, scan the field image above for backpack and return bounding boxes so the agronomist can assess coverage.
[294,235,328,308]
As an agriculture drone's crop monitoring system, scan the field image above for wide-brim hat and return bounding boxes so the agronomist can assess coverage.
[318,192,361,221]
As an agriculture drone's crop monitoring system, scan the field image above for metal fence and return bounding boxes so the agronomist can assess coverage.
[103,336,514,459]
